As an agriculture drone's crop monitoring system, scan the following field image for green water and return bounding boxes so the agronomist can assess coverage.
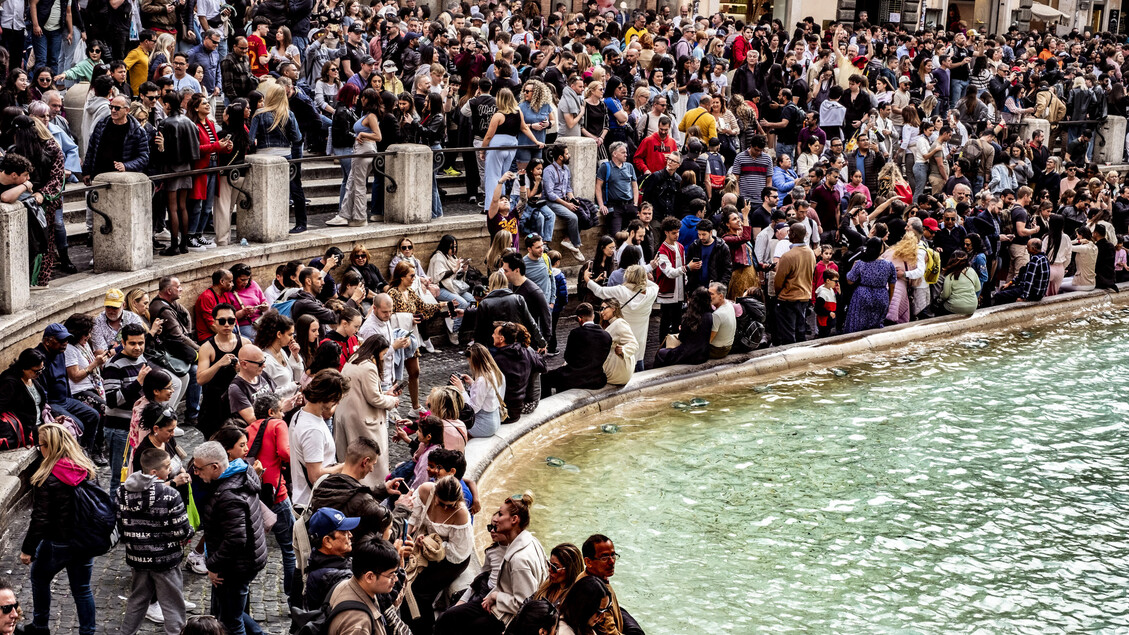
[492,310,1129,633]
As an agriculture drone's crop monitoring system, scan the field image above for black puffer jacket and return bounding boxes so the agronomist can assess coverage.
[20,460,89,555]
[304,550,352,609]
[473,289,545,349]
[202,462,268,577]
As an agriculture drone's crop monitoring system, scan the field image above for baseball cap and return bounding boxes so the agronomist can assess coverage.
[922,217,940,231]
[405,31,421,40]
[360,55,376,66]
[105,288,125,308]
[308,507,360,541]
[382,60,398,72]
[44,323,72,340]
[348,23,364,33]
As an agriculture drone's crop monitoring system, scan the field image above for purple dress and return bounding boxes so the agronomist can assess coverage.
[844,259,897,333]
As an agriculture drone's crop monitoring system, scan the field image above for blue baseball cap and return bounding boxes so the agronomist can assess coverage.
[44,323,72,340]
[308,507,360,540]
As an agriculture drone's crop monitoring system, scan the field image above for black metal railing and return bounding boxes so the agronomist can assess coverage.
[287,151,398,194]
[61,183,114,235]
[149,163,253,210]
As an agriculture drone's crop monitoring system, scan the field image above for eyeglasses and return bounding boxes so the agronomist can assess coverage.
[547,561,564,572]
[0,602,17,615]
[596,604,612,614]
[190,461,218,473]
[595,551,620,562]
[379,570,398,582]
[30,366,44,375]
[215,317,237,325]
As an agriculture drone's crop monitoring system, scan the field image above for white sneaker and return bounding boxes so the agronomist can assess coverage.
[186,237,207,252]
[447,332,459,346]
[421,339,436,354]
[186,551,207,574]
[561,239,585,261]
[173,427,185,437]
[325,216,349,226]
[154,229,171,241]
[197,236,216,249]
[184,601,197,610]
[146,602,165,624]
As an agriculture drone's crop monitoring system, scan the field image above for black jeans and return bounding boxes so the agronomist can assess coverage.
[605,200,637,235]
[658,302,682,344]
[434,601,504,635]
[775,299,808,345]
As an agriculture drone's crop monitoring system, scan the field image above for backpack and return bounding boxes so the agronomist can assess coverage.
[0,412,34,450]
[294,598,375,635]
[732,296,767,353]
[958,139,983,178]
[271,291,298,318]
[923,246,942,285]
[70,479,119,557]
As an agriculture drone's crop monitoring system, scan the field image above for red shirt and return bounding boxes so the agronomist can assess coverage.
[248,34,269,77]
[245,417,290,504]
[633,131,678,175]
[194,287,240,342]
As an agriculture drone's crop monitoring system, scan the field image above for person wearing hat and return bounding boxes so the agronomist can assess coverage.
[342,22,369,80]
[91,288,146,355]
[891,75,912,131]
[380,60,405,95]
[346,55,377,91]
[35,323,101,454]
[383,22,406,73]
[304,507,361,610]
[400,31,422,79]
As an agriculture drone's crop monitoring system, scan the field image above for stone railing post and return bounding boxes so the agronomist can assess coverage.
[556,136,598,200]
[242,155,290,243]
[385,144,433,225]
[91,172,153,273]
[0,202,29,314]
[1097,115,1126,165]
[1018,118,1049,145]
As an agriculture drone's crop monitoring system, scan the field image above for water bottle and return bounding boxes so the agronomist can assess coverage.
[240,238,248,247]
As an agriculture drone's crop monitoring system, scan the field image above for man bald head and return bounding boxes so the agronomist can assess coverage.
[373,293,393,322]
[237,344,267,380]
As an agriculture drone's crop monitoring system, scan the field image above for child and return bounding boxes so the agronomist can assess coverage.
[427,448,481,515]
[547,249,568,354]
[393,414,445,489]
[812,244,839,300]
[117,448,193,635]
[814,270,839,338]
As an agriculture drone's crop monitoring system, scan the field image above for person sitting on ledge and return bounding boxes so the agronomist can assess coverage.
[993,238,1051,305]
[541,303,613,398]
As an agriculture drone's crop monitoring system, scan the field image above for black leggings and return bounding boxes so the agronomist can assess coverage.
[403,556,470,635]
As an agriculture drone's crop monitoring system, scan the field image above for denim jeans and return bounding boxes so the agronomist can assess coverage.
[521,203,555,240]
[106,427,129,495]
[32,28,66,74]
[911,162,930,203]
[211,575,263,635]
[331,146,352,205]
[270,498,297,605]
[951,79,969,108]
[437,288,474,332]
[430,143,444,218]
[189,173,217,235]
[546,202,582,245]
[775,142,796,162]
[186,363,201,420]
[31,541,96,635]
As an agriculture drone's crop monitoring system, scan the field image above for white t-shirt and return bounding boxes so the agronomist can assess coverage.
[711,301,736,348]
[64,344,97,394]
[290,409,337,507]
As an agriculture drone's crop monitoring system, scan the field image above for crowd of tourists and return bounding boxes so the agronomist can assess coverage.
[2,0,1129,633]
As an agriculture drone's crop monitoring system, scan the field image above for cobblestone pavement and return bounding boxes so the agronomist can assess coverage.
[0,301,665,634]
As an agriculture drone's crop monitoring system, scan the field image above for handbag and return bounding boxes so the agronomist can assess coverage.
[146,337,191,376]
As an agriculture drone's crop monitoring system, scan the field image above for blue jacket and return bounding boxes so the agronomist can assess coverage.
[772,166,798,200]
[81,115,151,177]
[249,112,303,155]
[187,44,222,93]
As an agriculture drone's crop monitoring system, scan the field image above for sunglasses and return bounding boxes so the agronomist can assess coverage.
[110,105,128,112]
[215,317,237,325]
[400,245,413,250]
[0,602,17,615]
[243,358,266,367]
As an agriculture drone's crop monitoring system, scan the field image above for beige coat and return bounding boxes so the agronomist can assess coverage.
[490,530,548,625]
[602,318,638,386]
[333,359,399,488]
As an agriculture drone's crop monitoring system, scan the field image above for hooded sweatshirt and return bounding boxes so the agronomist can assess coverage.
[117,471,193,570]
[83,92,111,141]
[678,214,703,251]
[20,458,91,554]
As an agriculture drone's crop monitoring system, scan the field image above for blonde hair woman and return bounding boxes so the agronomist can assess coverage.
[485,230,514,271]
[249,80,305,230]
[599,298,638,385]
[451,343,505,437]
[517,79,554,170]
[479,87,544,213]
[425,385,468,451]
[19,423,99,635]
[150,32,176,72]
[882,231,923,324]
[583,264,657,368]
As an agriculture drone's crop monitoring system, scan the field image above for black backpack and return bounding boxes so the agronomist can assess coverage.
[71,479,119,557]
[294,599,375,635]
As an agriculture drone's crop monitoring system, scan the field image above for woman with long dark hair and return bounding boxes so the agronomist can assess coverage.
[937,249,980,315]
[558,576,611,635]
[11,115,68,282]
[186,92,230,249]
[294,314,321,372]
[215,100,251,246]
[330,87,383,226]
[0,68,33,109]
[653,287,713,368]
[1043,213,1072,296]
[427,234,474,341]
[844,237,898,333]
[328,82,360,206]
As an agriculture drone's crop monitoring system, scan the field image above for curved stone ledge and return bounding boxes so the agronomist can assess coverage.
[465,285,1129,488]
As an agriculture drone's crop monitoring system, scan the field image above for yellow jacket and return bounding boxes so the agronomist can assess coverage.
[124,47,149,97]
[678,108,717,143]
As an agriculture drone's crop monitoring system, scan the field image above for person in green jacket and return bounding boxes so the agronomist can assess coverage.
[53,39,105,84]
[938,250,982,316]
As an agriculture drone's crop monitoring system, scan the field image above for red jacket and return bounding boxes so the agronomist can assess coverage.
[191,118,222,200]
[633,131,679,175]
[732,36,752,66]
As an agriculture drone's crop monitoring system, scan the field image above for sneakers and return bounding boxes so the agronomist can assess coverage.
[468,195,477,206]
[186,551,207,574]
[154,229,171,241]
[447,332,459,346]
[196,235,216,249]
[184,601,197,610]
[289,225,307,234]
[421,339,436,354]
[146,602,164,624]
[186,237,207,252]
[173,427,185,437]
[325,216,349,226]
[442,166,462,177]
[561,239,585,261]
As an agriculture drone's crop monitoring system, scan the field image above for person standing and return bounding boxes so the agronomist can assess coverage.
[773,224,816,344]
[480,88,544,214]
[595,141,640,235]
[192,441,269,635]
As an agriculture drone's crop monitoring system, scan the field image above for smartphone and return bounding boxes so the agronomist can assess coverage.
[412,312,423,322]
[691,257,701,263]
[393,378,409,393]
[446,300,456,318]
[401,519,410,540]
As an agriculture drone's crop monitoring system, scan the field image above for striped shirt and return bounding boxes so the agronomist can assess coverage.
[729,150,773,205]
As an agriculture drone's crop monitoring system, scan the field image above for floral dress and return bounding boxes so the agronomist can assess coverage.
[844,259,897,333]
